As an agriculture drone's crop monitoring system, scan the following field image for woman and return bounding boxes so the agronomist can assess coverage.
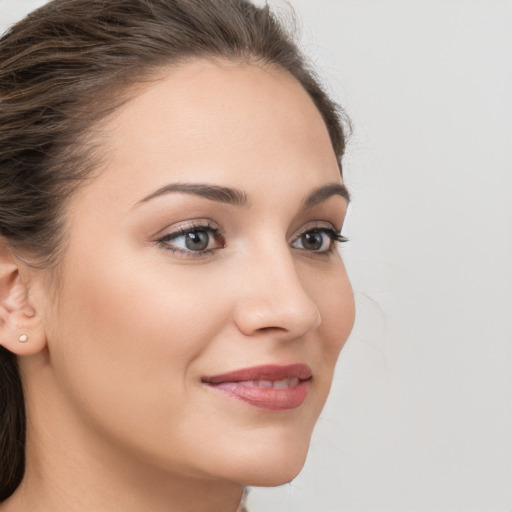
[0,0,354,510]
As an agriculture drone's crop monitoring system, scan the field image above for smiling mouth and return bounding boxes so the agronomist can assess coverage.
[201,364,312,411]
[230,377,301,388]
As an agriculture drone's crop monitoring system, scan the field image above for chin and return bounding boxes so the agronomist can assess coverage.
[225,435,312,487]
[242,463,306,488]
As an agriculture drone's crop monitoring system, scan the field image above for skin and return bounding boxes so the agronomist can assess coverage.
[0,60,354,512]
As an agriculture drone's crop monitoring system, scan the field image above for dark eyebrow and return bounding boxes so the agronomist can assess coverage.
[136,182,249,207]
[136,181,349,210]
[301,183,350,210]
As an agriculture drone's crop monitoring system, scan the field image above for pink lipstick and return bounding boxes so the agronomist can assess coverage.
[202,364,312,411]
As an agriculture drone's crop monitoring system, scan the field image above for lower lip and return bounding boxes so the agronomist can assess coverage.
[205,380,310,411]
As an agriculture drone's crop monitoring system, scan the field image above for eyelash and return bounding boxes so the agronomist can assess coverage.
[156,222,223,257]
[294,227,349,253]
[156,223,348,258]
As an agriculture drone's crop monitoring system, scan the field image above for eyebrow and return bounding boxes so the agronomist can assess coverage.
[137,181,350,209]
[137,183,249,207]
[301,183,350,209]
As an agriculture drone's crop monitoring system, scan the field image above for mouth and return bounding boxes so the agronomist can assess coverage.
[201,364,312,411]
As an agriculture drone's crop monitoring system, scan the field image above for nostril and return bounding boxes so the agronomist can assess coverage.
[255,326,288,334]
[232,264,322,338]
[234,299,321,339]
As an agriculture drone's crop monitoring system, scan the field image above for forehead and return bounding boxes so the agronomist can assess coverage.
[85,59,342,207]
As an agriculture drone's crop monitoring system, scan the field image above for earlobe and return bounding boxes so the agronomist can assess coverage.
[0,243,47,356]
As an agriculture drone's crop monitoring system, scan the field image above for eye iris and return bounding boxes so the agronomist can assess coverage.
[302,231,324,251]
[185,231,209,251]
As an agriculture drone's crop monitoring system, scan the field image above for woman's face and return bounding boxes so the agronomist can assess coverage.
[38,60,354,486]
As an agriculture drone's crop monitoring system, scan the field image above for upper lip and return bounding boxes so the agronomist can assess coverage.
[202,363,312,384]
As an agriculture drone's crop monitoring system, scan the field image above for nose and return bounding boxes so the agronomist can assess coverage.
[232,245,322,340]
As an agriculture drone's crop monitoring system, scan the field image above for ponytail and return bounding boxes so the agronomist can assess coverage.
[0,347,25,501]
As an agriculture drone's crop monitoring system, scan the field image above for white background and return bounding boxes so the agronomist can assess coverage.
[1,1,511,511]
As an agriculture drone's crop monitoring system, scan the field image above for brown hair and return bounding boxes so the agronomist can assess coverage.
[0,0,349,500]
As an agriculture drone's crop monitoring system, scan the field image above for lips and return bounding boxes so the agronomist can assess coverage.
[202,364,312,411]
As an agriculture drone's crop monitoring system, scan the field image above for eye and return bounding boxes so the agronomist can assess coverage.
[291,227,347,253]
[157,223,224,255]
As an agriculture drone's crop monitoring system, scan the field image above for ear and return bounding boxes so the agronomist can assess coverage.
[0,242,47,356]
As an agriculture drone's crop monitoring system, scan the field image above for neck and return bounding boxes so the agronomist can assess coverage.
[2,368,244,512]
[4,443,244,512]
[4,448,244,512]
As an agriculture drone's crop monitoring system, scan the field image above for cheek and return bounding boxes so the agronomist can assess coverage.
[46,248,228,426]
[42,248,244,476]
[309,261,355,363]
[58,240,223,338]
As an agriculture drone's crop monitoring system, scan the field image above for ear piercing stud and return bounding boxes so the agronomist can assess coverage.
[18,334,29,343]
